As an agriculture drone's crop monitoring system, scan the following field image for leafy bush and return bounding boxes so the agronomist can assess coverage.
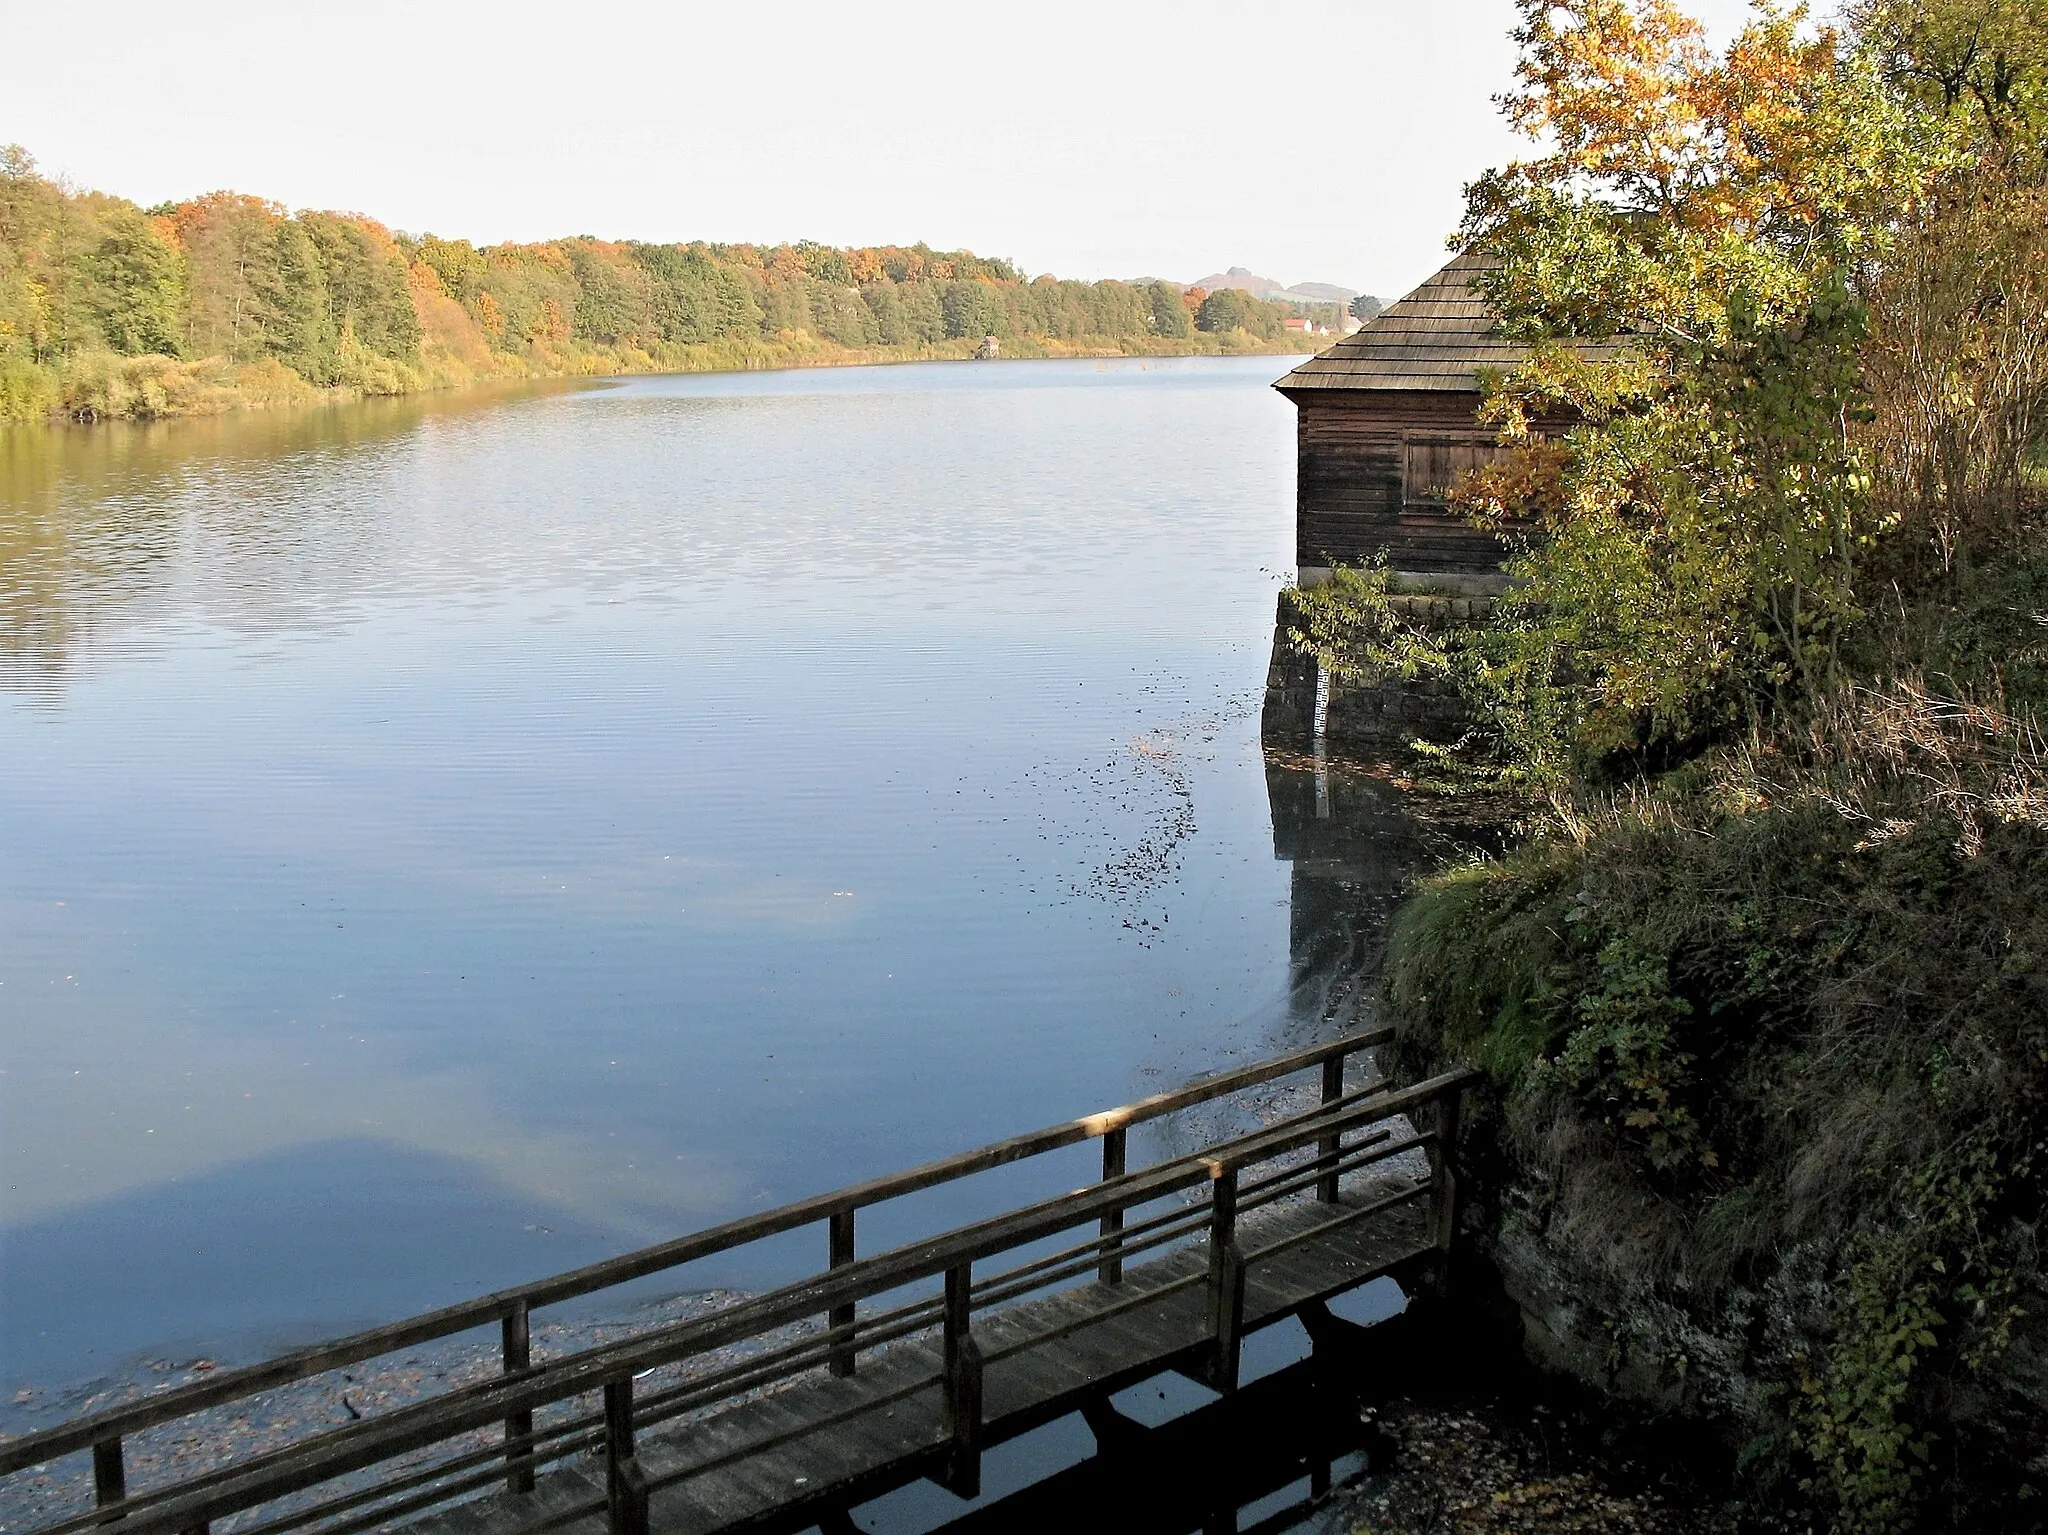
[0,357,54,422]
[1387,687,2048,1528]
[54,350,314,420]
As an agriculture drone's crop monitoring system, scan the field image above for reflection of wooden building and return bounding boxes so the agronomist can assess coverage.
[1274,250,1586,589]
[1264,747,1501,1028]
[1265,752,1428,1027]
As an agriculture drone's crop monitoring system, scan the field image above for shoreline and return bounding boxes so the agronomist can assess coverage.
[5,333,1324,433]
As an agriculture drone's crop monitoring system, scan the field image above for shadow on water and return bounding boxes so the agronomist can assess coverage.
[1264,742,1503,1044]
[827,746,1501,1534]
[0,1139,623,1401]
[843,1283,1425,1535]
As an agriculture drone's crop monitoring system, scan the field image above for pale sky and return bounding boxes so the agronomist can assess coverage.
[10,0,1763,304]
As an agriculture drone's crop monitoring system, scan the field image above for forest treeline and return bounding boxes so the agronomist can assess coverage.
[0,148,1333,424]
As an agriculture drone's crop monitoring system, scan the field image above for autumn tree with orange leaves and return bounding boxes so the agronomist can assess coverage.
[1376,0,2048,780]
[1,153,1304,424]
[1294,4,1954,776]
[1435,1,1961,771]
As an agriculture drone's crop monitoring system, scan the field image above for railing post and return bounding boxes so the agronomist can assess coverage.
[1206,1163,1245,1394]
[941,1262,983,1498]
[604,1377,647,1535]
[1317,1054,1345,1204]
[615,1457,649,1535]
[828,1208,857,1377]
[1428,1083,1465,1294]
[92,1437,125,1522]
[502,1300,535,1494]
[1098,1126,1127,1285]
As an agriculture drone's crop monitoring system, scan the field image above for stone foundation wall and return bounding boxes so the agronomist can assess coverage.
[1260,590,1497,748]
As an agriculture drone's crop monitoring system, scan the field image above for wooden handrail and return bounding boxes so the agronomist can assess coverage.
[10,1066,1476,1535]
[0,1027,1394,1474]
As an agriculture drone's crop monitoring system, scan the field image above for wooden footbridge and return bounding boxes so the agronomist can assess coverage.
[1,1031,1474,1535]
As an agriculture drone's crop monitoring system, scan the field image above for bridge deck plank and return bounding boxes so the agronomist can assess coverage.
[394,1179,1430,1535]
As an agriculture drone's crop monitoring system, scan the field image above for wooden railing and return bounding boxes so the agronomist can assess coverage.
[0,1029,1473,1535]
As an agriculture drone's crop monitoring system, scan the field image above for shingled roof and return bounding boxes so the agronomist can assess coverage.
[1277,248,1576,394]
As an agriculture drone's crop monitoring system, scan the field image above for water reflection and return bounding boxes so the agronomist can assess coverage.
[2,359,1319,1398]
[0,384,571,693]
[841,754,1489,1534]
[1264,747,1466,1037]
[0,355,1498,1535]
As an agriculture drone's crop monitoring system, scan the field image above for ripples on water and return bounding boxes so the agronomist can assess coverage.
[0,358,1436,1406]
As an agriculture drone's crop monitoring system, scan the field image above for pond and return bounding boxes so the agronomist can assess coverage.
[0,358,1444,1418]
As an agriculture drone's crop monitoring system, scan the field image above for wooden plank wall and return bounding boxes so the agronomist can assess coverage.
[1287,390,1514,576]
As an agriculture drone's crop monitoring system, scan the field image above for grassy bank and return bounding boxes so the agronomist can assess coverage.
[1,327,1320,427]
[1385,674,2047,1527]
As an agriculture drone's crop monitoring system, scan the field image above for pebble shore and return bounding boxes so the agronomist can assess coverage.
[1327,1397,1721,1535]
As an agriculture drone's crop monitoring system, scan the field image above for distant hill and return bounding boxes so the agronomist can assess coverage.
[1282,281,1358,303]
[1191,266,1291,297]
[1190,267,1359,305]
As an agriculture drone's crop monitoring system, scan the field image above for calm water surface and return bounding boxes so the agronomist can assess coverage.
[0,358,1418,1408]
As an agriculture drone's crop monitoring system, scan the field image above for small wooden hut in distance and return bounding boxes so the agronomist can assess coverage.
[1262,250,1613,744]
[1274,249,1573,593]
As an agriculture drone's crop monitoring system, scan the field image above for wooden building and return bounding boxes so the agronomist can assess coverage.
[1274,249,1603,591]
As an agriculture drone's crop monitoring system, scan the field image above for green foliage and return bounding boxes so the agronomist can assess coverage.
[1287,558,1618,790]
[1295,3,2047,790]
[1147,280,1192,338]
[414,237,487,299]
[1194,286,1285,338]
[1350,7,2048,1526]
[1908,556,2048,710]
[53,351,313,420]
[1325,2,1966,785]
[898,282,946,343]
[628,243,761,344]
[1861,0,2048,174]
[300,215,419,366]
[940,280,1005,339]
[1496,279,1875,773]
[1287,561,1452,688]
[563,240,655,346]
[81,215,185,357]
[1385,690,2048,1527]
[811,282,879,347]
[0,357,55,422]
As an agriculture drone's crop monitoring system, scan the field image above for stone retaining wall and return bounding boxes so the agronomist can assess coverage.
[1260,590,1497,748]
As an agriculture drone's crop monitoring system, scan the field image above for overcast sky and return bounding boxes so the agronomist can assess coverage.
[11,0,1763,303]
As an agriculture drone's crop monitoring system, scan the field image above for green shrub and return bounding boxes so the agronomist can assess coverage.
[1385,687,2048,1528]
[0,357,55,422]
